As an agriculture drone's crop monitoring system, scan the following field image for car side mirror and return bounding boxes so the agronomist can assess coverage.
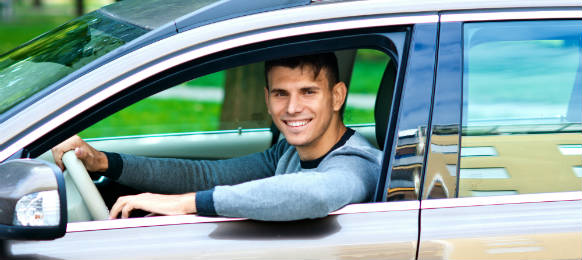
[0,159,67,240]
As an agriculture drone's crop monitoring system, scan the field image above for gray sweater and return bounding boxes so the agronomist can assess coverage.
[106,129,382,221]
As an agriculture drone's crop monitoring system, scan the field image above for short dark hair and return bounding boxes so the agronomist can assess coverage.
[264,52,339,90]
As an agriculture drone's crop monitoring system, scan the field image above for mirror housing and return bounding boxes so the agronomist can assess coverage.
[0,159,67,240]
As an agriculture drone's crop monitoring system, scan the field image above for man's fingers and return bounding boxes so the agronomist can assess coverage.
[110,195,140,219]
[108,193,197,220]
[121,204,134,219]
[109,197,127,219]
[51,135,84,171]
[74,147,86,161]
[51,148,65,170]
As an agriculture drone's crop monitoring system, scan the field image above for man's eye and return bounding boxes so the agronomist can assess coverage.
[304,90,316,95]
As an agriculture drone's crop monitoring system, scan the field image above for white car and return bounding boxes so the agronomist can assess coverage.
[0,0,580,259]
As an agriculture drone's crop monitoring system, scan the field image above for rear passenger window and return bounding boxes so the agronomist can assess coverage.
[459,20,582,197]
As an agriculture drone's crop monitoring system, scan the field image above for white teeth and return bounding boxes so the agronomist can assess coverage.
[287,120,308,127]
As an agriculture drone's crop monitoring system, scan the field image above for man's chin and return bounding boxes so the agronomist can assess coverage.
[283,136,309,147]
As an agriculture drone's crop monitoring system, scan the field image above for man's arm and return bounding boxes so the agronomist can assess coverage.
[52,135,291,194]
[108,146,379,220]
[113,141,289,194]
[211,149,380,221]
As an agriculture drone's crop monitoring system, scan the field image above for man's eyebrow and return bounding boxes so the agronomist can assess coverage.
[269,88,287,93]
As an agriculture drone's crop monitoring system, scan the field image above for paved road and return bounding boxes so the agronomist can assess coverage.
[152,86,376,109]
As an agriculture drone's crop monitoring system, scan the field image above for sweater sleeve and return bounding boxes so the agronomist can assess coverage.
[211,147,381,221]
[113,140,290,194]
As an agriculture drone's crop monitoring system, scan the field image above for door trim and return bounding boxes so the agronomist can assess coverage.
[421,191,582,209]
[66,200,420,233]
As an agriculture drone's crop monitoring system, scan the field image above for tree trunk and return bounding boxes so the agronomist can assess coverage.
[33,0,42,8]
[220,63,271,130]
[75,0,84,16]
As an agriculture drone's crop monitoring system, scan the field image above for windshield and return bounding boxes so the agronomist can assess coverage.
[0,11,149,115]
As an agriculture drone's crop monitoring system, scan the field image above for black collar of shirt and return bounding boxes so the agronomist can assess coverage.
[300,128,355,169]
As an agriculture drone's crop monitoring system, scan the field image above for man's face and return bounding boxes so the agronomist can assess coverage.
[265,65,345,153]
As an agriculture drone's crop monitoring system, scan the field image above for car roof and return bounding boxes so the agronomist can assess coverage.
[97,0,581,54]
[100,0,311,31]
[102,0,580,31]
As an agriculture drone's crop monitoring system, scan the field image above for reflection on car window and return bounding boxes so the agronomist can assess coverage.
[0,11,148,115]
[459,20,582,197]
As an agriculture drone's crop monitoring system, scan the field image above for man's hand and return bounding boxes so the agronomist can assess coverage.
[51,135,108,172]
[109,192,197,219]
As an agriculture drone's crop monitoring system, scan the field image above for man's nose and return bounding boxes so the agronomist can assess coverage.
[286,94,303,114]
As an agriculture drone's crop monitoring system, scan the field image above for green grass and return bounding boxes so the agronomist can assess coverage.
[79,99,221,138]
[0,1,112,54]
[344,107,374,125]
[185,71,225,87]
[349,49,390,94]
[0,11,72,54]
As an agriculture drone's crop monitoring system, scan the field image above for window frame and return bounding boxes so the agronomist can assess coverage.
[25,24,417,230]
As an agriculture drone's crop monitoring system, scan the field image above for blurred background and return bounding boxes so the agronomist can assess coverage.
[0,0,115,54]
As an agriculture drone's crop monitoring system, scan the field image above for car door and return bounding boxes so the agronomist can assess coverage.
[7,9,439,260]
[418,9,582,260]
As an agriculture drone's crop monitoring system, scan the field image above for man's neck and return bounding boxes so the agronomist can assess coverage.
[296,123,347,161]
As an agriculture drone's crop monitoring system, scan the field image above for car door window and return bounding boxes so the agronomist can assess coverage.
[62,48,397,222]
[79,49,391,142]
[79,62,270,138]
[459,20,582,197]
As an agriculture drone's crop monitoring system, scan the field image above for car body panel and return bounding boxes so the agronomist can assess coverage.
[418,192,582,260]
[11,201,419,259]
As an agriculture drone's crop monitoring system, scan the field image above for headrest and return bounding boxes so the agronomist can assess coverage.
[374,59,397,150]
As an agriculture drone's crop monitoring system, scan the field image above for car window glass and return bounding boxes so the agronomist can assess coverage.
[79,49,391,139]
[0,12,148,116]
[459,20,582,197]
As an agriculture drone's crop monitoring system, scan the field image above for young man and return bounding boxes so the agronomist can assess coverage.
[52,53,382,221]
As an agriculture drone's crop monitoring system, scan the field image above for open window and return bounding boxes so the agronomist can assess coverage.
[33,29,407,223]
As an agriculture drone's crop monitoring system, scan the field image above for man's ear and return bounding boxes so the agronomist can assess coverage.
[332,82,347,112]
[264,86,271,115]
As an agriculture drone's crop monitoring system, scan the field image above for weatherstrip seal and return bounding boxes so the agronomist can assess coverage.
[421,191,582,209]
[441,9,582,22]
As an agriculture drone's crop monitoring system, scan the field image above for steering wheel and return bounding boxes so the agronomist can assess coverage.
[62,151,110,221]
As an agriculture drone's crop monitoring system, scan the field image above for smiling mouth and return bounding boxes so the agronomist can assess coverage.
[284,119,310,127]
